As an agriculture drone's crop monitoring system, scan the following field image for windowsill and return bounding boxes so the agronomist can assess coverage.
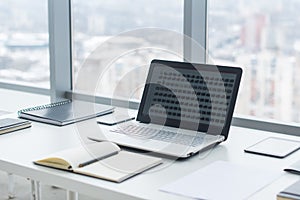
[1,87,299,137]
[0,88,50,113]
[234,114,300,128]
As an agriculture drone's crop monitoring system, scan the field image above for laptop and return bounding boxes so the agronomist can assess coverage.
[90,59,242,158]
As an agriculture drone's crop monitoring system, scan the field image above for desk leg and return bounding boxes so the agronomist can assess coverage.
[30,180,41,200]
[7,173,15,199]
[36,181,41,200]
[30,180,36,200]
[67,190,78,200]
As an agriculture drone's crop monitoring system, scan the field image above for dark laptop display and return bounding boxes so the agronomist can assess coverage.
[137,59,242,140]
[90,59,243,158]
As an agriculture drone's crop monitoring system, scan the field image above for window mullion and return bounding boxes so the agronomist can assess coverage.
[48,0,73,102]
[184,0,207,63]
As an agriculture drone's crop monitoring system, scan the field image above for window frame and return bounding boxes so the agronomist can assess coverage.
[48,0,73,102]
[48,0,300,136]
[50,0,207,101]
[8,0,298,136]
[0,82,49,95]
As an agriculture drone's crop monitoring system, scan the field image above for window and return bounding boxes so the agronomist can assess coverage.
[0,0,49,88]
[208,0,300,124]
[7,0,297,134]
[72,0,183,101]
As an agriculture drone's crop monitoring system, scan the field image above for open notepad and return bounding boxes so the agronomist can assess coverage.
[34,142,162,183]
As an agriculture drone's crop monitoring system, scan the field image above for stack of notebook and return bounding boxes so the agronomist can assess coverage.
[0,118,31,135]
[277,179,300,200]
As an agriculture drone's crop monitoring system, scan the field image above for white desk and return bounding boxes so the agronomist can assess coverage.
[0,115,300,200]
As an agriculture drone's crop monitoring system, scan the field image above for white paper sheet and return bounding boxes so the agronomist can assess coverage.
[160,161,281,200]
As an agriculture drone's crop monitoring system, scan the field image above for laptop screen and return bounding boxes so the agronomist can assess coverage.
[137,59,242,140]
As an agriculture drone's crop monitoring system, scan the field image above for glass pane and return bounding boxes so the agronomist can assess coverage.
[208,0,300,123]
[0,0,49,88]
[72,0,183,101]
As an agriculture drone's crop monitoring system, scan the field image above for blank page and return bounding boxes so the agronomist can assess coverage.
[74,151,162,182]
[160,161,280,200]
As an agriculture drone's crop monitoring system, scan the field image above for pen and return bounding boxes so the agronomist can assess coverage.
[78,151,119,168]
[97,116,135,126]
[114,117,135,125]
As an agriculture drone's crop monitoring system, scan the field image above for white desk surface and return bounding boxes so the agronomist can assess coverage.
[0,114,300,200]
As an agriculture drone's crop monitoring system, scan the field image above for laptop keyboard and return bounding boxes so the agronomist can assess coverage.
[110,124,209,147]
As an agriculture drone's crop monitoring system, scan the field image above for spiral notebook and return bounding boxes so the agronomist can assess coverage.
[18,100,114,126]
